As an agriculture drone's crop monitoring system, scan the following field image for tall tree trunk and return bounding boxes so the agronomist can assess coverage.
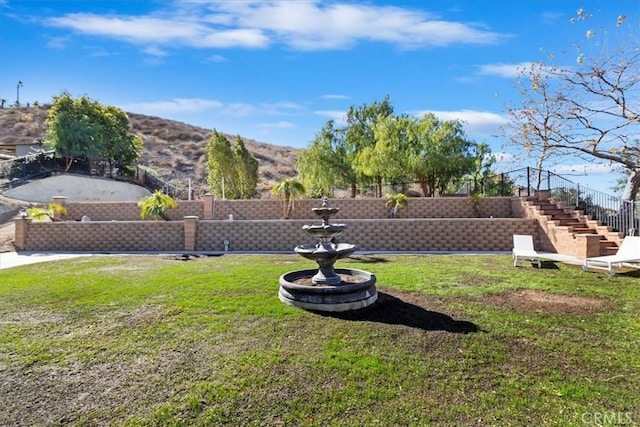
[419,176,428,197]
[350,182,357,198]
[64,155,74,172]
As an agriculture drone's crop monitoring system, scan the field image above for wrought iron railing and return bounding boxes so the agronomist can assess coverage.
[2,153,637,232]
[135,166,191,200]
[502,167,638,236]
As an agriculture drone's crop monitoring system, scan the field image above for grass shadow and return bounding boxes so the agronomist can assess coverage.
[345,255,391,263]
[317,292,481,334]
[540,262,561,270]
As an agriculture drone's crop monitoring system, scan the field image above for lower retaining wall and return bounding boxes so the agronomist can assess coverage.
[22,221,184,252]
[17,217,538,253]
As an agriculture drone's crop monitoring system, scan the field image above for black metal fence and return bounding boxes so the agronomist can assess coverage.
[2,154,637,234]
[135,166,191,200]
[501,167,638,236]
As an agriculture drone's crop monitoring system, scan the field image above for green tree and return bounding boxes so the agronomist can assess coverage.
[468,142,495,194]
[297,120,353,197]
[366,114,415,194]
[345,95,395,197]
[138,190,178,221]
[271,178,306,219]
[405,114,475,197]
[233,136,259,199]
[206,131,258,199]
[206,130,237,198]
[298,97,395,198]
[95,105,143,177]
[46,93,100,171]
[45,92,141,173]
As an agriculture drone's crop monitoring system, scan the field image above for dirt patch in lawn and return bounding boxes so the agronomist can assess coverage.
[480,288,611,315]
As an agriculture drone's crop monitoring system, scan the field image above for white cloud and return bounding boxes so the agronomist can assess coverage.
[204,54,227,62]
[259,121,295,129]
[45,35,69,49]
[321,94,350,100]
[550,163,619,175]
[541,12,564,23]
[143,46,168,57]
[47,13,269,49]
[477,62,534,78]
[260,101,306,115]
[44,2,505,52]
[84,46,110,57]
[314,110,347,125]
[414,109,508,137]
[120,98,223,115]
[222,103,256,117]
[213,1,504,50]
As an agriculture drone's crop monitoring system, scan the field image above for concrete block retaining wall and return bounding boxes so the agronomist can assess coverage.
[54,198,204,222]
[210,196,513,220]
[14,196,544,253]
[50,196,514,222]
[195,218,538,253]
[22,221,184,252]
[16,216,538,253]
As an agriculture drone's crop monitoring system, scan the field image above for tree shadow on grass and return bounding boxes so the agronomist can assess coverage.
[317,292,482,334]
[345,255,391,264]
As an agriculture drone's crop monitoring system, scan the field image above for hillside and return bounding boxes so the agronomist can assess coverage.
[0,106,301,197]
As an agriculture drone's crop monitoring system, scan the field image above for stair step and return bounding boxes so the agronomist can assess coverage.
[572,227,597,234]
[600,247,619,256]
[528,197,618,256]
[539,207,567,215]
[556,219,582,226]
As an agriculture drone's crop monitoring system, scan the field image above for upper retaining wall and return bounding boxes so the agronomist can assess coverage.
[212,196,513,220]
[53,196,514,222]
[55,198,203,222]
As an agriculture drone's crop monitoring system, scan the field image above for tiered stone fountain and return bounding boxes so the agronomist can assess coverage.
[278,198,377,312]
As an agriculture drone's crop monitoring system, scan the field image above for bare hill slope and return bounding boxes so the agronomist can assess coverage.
[0,106,301,197]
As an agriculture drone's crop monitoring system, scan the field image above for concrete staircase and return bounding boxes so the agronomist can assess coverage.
[526,197,623,256]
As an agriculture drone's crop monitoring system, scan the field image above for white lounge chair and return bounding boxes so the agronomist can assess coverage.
[512,234,543,268]
[582,236,640,276]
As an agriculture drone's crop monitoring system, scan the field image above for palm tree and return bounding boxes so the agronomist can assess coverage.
[27,203,67,222]
[271,178,306,219]
[138,190,178,221]
[385,193,408,218]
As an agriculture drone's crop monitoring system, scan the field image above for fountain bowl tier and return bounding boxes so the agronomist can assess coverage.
[294,242,356,261]
[294,243,356,285]
[279,268,377,312]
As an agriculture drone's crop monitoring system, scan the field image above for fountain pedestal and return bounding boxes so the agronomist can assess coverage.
[278,199,377,312]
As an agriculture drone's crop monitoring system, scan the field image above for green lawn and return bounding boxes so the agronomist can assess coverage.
[1,254,638,426]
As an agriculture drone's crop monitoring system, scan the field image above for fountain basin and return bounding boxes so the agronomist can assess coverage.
[279,268,377,312]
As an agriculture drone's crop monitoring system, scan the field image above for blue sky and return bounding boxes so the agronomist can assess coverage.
[0,0,636,194]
